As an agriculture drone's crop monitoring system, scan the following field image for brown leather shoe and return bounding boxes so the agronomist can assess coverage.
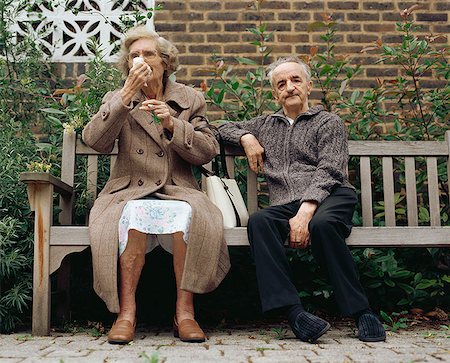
[173,316,206,343]
[108,319,136,344]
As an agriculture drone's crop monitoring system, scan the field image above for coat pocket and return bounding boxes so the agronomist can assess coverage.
[103,175,131,194]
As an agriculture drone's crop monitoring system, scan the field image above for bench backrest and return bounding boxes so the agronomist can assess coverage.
[60,130,450,228]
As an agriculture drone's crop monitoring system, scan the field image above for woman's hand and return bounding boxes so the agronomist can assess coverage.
[120,62,152,106]
[140,100,173,132]
[240,134,265,173]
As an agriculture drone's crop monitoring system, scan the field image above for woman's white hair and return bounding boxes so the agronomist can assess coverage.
[117,25,179,79]
[266,56,311,86]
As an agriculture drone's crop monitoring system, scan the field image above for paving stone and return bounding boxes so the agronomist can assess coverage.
[1,325,449,363]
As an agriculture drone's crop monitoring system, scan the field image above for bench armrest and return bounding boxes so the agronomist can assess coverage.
[20,172,73,196]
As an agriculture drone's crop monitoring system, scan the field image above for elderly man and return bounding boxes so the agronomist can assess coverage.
[219,56,385,343]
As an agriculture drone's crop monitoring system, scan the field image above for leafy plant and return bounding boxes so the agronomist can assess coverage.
[380,310,409,332]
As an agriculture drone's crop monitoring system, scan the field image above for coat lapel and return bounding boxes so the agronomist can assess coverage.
[129,80,191,146]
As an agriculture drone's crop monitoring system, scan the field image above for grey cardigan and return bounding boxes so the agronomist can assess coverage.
[219,105,355,206]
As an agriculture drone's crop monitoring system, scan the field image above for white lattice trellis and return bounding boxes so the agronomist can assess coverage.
[12,0,155,62]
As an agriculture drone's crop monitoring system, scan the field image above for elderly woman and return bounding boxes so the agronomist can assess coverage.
[82,25,230,344]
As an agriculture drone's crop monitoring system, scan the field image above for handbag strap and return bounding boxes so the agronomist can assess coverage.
[190,115,230,179]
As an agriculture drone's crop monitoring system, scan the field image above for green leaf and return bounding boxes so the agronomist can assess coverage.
[40,108,65,115]
[235,57,258,65]
[350,90,360,104]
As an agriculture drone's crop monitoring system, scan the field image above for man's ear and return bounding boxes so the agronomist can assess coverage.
[272,87,280,102]
[307,81,313,95]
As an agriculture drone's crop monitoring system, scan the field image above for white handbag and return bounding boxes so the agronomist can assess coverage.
[191,116,249,228]
[205,175,249,228]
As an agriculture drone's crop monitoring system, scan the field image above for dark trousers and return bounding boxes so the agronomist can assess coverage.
[247,187,369,316]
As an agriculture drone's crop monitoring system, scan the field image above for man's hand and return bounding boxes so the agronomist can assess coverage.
[288,201,318,248]
[240,134,264,173]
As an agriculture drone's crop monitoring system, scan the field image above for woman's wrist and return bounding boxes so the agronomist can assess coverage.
[120,88,134,107]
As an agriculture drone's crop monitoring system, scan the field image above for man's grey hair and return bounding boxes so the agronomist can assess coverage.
[266,56,311,86]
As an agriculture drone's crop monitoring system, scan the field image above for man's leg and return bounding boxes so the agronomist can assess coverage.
[247,202,300,312]
[309,187,385,341]
[248,202,330,343]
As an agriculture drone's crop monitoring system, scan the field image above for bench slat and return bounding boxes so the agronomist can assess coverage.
[405,157,418,226]
[87,155,98,201]
[446,131,450,214]
[247,169,258,215]
[382,157,396,226]
[427,157,441,226]
[348,141,448,156]
[226,156,235,178]
[51,226,450,248]
[360,157,373,227]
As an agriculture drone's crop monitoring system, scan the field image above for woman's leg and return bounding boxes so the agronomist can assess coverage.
[172,232,205,342]
[117,229,147,323]
[172,231,195,322]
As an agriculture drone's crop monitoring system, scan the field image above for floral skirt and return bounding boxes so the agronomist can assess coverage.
[118,199,192,256]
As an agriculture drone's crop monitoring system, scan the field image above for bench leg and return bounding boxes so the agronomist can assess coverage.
[30,183,53,336]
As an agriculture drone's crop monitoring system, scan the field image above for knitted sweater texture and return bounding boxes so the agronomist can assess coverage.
[219,105,355,206]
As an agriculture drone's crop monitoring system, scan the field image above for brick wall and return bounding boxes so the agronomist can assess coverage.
[62,1,448,106]
[152,0,448,91]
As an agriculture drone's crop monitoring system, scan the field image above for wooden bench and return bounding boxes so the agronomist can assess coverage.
[21,130,450,336]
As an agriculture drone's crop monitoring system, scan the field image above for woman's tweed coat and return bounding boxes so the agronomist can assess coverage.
[82,80,230,313]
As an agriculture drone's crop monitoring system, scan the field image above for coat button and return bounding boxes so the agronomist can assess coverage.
[137,179,144,186]
[137,149,144,154]
[156,150,164,157]
[155,180,162,186]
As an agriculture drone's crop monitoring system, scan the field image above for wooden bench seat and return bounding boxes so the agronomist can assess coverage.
[21,130,450,336]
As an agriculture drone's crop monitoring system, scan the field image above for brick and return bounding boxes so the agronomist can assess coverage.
[312,34,344,43]
[178,55,205,65]
[364,24,396,32]
[397,2,430,10]
[350,56,380,65]
[158,1,186,11]
[347,13,380,21]
[243,12,275,21]
[381,35,404,43]
[349,79,379,88]
[294,23,309,32]
[435,2,450,10]
[224,2,252,10]
[267,23,292,31]
[171,34,205,43]
[416,13,447,22]
[207,12,239,21]
[295,45,311,54]
[432,25,450,33]
[260,1,291,9]
[189,23,222,32]
[328,1,360,10]
[346,34,379,43]
[189,45,221,53]
[278,12,310,21]
[224,23,254,32]
[207,34,240,43]
[293,1,325,10]
[338,23,363,32]
[155,23,186,32]
[224,44,258,54]
[313,12,345,21]
[334,45,365,54]
[276,34,310,43]
[171,12,204,21]
[190,1,222,11]
[366,68,399,77]
[420,80,447,88]
[382,13,404,21]
[363,2,394,10]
